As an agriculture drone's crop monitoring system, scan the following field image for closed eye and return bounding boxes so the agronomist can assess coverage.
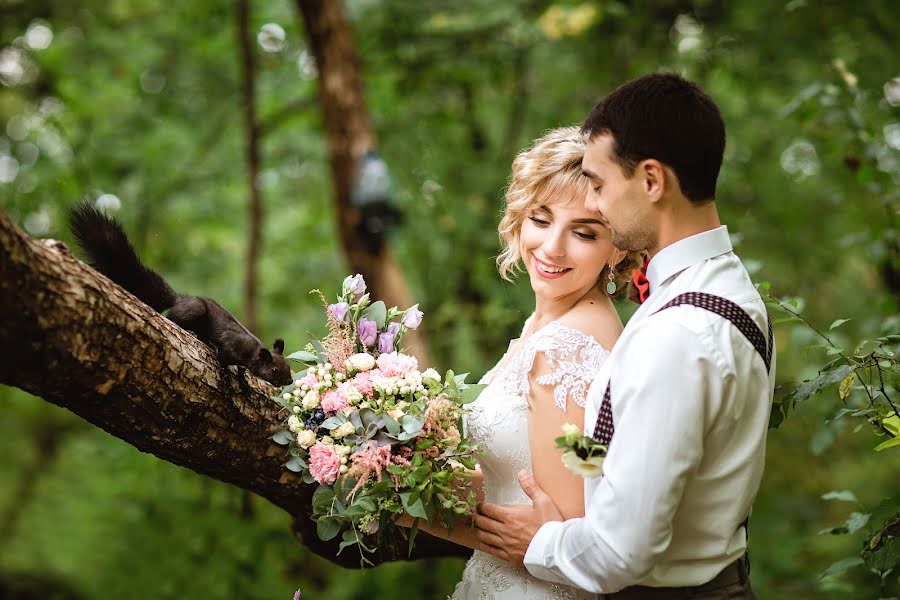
[528,216,550,226]
[574,231,597,240]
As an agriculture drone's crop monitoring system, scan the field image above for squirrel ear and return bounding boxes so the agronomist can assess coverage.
[259,347,272,362]
[273,339,285,354]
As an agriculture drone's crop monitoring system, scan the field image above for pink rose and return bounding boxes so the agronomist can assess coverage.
[309,442,342,485]
[321,389,349,413]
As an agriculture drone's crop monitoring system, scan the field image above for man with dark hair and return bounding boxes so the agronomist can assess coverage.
[475,72,774,599]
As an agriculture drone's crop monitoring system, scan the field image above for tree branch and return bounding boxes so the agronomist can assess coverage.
[0,209,469,567]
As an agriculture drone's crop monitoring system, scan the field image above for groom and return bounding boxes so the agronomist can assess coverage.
[474,72,774,599]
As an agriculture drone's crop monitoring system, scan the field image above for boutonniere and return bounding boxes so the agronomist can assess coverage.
[555,423,608,478]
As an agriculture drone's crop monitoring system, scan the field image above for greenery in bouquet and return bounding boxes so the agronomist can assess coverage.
[271,275,485,565]
[555,423,608,478]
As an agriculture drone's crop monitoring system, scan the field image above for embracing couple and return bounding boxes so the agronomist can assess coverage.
[403,72,775,599]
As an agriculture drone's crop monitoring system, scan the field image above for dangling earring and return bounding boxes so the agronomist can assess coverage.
[605,264,617,294]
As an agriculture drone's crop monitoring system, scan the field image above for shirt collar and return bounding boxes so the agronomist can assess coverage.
[645,226,733,293]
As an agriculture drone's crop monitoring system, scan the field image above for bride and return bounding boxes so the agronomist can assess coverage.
[404,126,639,599]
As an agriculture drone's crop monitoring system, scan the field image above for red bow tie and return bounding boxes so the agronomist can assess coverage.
[630,256,651,304]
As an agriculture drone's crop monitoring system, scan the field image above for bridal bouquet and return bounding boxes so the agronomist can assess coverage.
[271,275,484,564]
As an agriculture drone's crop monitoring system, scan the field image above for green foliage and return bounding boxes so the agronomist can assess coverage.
[1,0,899,598]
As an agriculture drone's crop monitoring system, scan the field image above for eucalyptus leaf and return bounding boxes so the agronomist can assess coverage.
[401,415,425,434]
[287,350,318,363]
[321,416,345,430]
[361,300,387,328]
[285,457,305,472]
[383,411,401,435]
[316,517,342,541]
[272,430,294,445]
[313,485,336,513]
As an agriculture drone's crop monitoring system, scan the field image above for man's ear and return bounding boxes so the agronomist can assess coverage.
[640,159,666,203]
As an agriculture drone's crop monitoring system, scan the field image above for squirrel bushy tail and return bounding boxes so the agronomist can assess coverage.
[70,203,178,312]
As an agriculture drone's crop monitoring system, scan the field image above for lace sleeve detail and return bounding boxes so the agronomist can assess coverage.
[508,321,610,412]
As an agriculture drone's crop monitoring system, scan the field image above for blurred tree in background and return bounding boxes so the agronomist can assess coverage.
[1,0,897,598]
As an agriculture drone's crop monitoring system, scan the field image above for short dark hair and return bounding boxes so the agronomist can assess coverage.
[582,72,725,203]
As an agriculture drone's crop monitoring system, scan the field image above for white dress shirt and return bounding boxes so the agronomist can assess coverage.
[524,226,775,594]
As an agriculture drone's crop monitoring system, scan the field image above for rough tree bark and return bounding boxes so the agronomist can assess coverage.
[294,0,430,364]
[0,210,470,568]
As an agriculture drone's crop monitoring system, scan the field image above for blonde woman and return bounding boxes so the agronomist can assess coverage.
[403,126,640,599]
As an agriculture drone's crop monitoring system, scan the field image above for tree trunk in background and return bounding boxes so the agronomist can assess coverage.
[236,0,262,335]
[0,210,470,568]
[294,0,430,365]
[235,0,262,522]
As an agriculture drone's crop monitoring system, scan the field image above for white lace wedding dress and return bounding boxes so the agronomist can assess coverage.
[449,318,609,600]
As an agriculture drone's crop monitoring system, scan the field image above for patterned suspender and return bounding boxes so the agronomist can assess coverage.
[591,292,773,443]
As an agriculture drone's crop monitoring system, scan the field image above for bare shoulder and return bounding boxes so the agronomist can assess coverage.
[555,299,623,353]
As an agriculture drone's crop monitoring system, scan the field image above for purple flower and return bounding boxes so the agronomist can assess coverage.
[358,318,377,347]
[378,332,395,353]
[402,304,424,330]
[386,322,401,337]
[293,590,302,600]
[327,302,350,322]
[343,274,367,303]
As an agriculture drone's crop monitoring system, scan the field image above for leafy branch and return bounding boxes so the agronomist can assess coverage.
[759,283,899,445]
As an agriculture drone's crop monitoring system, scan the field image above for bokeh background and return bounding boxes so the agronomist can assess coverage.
[1,1,898,598]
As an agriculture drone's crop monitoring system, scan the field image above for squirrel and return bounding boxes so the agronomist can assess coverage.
[70,203,293,387]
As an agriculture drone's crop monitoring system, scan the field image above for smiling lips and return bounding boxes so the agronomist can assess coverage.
[532,254,572,279]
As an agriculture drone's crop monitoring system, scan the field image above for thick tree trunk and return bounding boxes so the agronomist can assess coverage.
[0,210,469,568]
[294,0,430,364]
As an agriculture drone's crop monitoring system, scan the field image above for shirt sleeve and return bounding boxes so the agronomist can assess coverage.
[523,316,727,593]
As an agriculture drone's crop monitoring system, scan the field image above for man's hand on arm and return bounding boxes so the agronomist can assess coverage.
[474,470,563,566]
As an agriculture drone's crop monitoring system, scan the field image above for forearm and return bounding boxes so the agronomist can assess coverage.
[411,515,483,551]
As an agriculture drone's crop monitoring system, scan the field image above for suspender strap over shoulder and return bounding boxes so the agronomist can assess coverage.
[591,292,772,443]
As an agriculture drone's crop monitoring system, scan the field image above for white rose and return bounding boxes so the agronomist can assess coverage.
[296,429,317,448]
[282,393,291,400]
[332,422,357,439]
[422,368,440,382]
[561,451,605,478]
[346,353,376,372]
[287,415,303,432]
[302,391,320,409]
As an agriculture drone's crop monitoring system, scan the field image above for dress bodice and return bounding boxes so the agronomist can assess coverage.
[465,319,609,506]
[450,317,609,600]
